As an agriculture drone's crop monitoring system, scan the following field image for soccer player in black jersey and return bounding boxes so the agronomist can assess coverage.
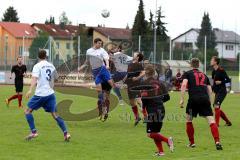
[131,64,173,157]
[180,58,222,150]
[211,56,232,126]
[5,56,27,108]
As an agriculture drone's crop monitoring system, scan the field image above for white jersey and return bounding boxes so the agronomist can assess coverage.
[113,52,132,72]
[86,47,109,69]
[32,60,57,97]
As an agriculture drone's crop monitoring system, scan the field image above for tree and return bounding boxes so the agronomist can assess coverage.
[156,7,168,41]
[196,12,217,66]
[29,32,49,59]
[2,6,19,22]
[59,12,72,25]
[197,12,216,50]
[131,0,148,51]
[45,16,55,24]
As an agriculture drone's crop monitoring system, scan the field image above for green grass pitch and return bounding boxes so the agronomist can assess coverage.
[0,85,239,160]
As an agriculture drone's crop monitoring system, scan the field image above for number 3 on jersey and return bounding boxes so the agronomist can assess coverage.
[46,69,52,81]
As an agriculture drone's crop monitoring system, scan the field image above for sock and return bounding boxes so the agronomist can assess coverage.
[153,139,164,153]
[210,123,220,143]
[8,94,18,102]
[215,108,221,126]
[220,110,230,124]
[97,99,103,116]
[149,133,169,144]
[105,99,110,113]
[131,106,139,120]
[142,107,148,118]
[186,122,195,145]
[55,117,67,134]
[25,113,36,133]
[18,94,23,107]
[113,87,122,100]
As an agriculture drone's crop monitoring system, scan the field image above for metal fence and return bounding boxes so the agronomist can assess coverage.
[0,34,239,91]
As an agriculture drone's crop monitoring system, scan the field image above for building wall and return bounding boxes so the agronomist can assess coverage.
[0,27,34,66]
[53,39,75,61]
[216,43,240,59]
[173,30,199,50]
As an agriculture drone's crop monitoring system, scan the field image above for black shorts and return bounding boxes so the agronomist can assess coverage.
[15,79,23,93]
[101,82,112,92]
[214,92,227,106]
[127,88,140,99]
[147,122,163,133]
[146,109,165,133]
[186,96,213,118]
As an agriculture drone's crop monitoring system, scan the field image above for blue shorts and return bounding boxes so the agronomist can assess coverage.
[92,66,111,85]
[112,71,127,82]
[28,94,57,113]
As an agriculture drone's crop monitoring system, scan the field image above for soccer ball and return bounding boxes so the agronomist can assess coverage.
[101,9,110,18]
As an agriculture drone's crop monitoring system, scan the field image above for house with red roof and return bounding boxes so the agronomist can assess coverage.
[0,22,37,65]
[32,23,79,61]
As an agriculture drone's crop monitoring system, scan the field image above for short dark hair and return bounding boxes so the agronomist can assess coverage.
[94,38,102,44]
[191,58,200,68]
[212,56,220,65]
[137,52,144,62]
[118,45,122,52]
[38,49,47,59]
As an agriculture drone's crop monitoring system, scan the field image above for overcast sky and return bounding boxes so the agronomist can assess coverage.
[1,0,240,38]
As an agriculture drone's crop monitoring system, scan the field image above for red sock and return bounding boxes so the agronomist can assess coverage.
[153,139,164,153]
[149,133,168,144]
[186,122,195,145]
[8,94,18,102]
[210,123,220,143]
[142,107,148,118]
[220,110,230,124]
[18,94,23,107]
[131,106,139,120]
[215,108,221,126]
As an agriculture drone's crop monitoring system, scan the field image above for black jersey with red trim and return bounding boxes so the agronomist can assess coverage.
[212,67,230,93]
[11,65,27,81]
[132,77,170,114]
[182,69,210,98]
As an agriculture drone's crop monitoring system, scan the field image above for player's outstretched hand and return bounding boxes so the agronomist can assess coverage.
[26,90,32,99]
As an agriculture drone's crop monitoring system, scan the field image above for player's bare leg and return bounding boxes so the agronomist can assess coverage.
[51,112,71,142]
[17,92,23,108]
[206,116,223,150]
[25,108,38,141]
[186,113,196,148]
[102,90,110,122]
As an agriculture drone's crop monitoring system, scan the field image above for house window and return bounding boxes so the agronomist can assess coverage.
[67,54,71,61]
[56,42,60,49]
[66,43,71,50]
[225,45,234,51]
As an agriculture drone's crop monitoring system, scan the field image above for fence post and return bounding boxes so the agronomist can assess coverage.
[78,36,81,69]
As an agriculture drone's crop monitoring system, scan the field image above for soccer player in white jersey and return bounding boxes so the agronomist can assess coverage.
[111,45,132,105]
[25,50,70,141]
[79,38,115,120]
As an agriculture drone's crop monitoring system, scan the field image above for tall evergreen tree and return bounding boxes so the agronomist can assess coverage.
[156,7,168,41]
[131,0,148,51]
[45,16,55,24]
[197,12,216,49]
[2,6,19,22]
